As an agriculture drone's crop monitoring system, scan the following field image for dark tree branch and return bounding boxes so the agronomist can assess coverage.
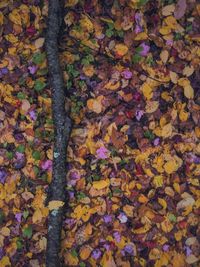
[45,1,72,266]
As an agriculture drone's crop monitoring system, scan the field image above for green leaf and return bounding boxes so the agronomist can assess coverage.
[23,210,29,219]
[77,192,86,200]
[71,249,78,258]
[23,225,32,239]
[168,213,177,222]
[32,151,41,160]
[16,145,25,153]
[80,263,86,267]
[6,151,14,160]
[135,46,143,53]
[106,29,114,38]
[32,52,46,65]
[0,210,5,224]
[137,0,149,7]
[66,80,72,90]
[33,166,39,175]
[16,238,23,250]
[17,92,26,100]
[34,80,46,91]
[132,54,142,64]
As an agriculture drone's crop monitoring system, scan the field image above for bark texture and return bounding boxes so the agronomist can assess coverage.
[45,1,72,266]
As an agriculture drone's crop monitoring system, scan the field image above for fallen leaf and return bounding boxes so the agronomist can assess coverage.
[48,200,65,211]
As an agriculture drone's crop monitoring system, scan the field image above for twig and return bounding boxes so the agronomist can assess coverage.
[45,1,72,266]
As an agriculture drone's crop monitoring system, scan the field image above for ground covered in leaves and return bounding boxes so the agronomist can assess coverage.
[0,0,200,266]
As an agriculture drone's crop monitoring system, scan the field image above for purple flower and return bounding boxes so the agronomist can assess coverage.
[103,243,110,251]
[41,160,52,171]
[117,212,128,223]
[113,232,121,243]
[92,249,102,260]
[0,169,7,184]
[166,40,173,46]
[135,110,144,121]
[16,152,24,160]
[29,110,37,121]
[103,215,112,223]
[124,244,134,254]
[185,246,192,256]
[28,65,37,75]
[15,213,22,223]
[122,70,132,80]
[135,13,143,33]
[163,244,169,251]
[153,138,160,146]
[96,146,109,159]
[1,67,8,75]
[139,43,150,57]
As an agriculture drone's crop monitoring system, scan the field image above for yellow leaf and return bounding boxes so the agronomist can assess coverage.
[1,227,10,237]
[169,71,179,84]
[48,200,65,211]
[123,204,134,217]
[155,253,169,267]
[8,9,22,25]
[64,252,79,266]
[141,83,153,100]
[114,44,128,57]
[158,198,167,209]
[92,179,110,190]
[145,101,159,113]
[164,160,179,174]
[32,209,43,223]
[161,217,173,232]
[79,245,92,260]
[65,0,79,7]
[171,253,185,267]
[173,182,180,194]
[153,175,164,188]
[183,85,194,99]
[133,224,151,234]
[80,15,94,33]
[159,26,171,35]
[183,65,194,77]
[0,256,11,267]
[34,37,45,49]
[160,50,169,64]
[161,123,173,138]
[87,96,104,113]
[83,65,95,77]
[100,251,117,267]
[134,32,148,40]
[138,194,149,204]
[164,16,178,30]
[105,80,120,90]
[179,109,189,122]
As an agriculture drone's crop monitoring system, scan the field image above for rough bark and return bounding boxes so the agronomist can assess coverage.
[45,1,72,266]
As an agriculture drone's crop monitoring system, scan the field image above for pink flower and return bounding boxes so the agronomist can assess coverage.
[41,160,52,171]
[139,43,150,56]
[96,146,109,159]
[121,70,132,79]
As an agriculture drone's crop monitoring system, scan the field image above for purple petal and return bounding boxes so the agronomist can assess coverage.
[118,212,128,223]
[113,232,121,243]
[29,110,37,121]
[96,146,109,159]
[122,70,132,80]
[124,244,134,254]
[41,160,52,171]
[153,138,160,146]
[28,65,37,75]
[0,169,7,184]
[103,215,112,223]
[135,110,144,121]
[15,213,22,223]
[139,43,150,57]
[92,249,102,260]
[163,244,169,251]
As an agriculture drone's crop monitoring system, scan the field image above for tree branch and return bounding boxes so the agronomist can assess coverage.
[45,1,72,266]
